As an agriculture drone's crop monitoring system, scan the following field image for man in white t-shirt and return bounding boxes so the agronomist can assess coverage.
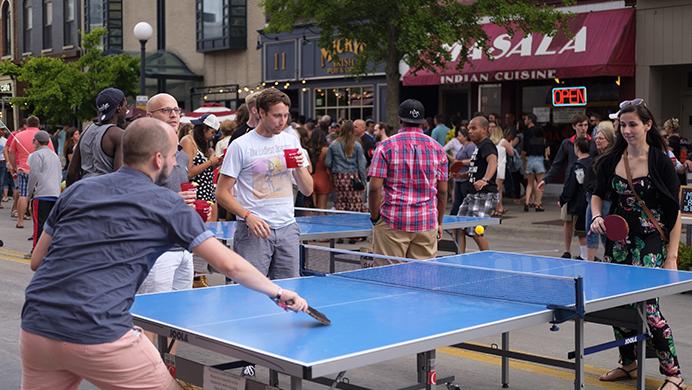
[216,88,313,279]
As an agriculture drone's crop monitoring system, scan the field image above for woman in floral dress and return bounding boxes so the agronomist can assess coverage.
[590,100,685,390]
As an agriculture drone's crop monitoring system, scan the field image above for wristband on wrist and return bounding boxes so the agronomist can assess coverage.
[243,210,252,219]
[591,215,603,223]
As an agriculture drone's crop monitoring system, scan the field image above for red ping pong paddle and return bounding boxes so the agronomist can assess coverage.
[450,161,464,173]
[279,299,331,325]
[603,215,629,242]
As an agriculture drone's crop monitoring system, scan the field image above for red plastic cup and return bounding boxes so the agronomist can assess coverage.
[283,148,300,168]
[193,200,211,222]
[180,182,196,192]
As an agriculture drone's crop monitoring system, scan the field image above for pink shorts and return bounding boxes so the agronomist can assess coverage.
[21,327,178,390]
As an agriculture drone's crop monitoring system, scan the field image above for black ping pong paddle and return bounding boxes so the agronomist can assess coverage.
[603,215,629,242]
[277,299,331,325]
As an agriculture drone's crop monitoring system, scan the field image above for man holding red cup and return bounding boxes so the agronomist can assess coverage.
[217,88,313,280]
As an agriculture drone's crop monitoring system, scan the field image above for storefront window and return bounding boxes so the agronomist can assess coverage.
[478,84,501,117]
[314,86,374,121]
[522,85,552,122]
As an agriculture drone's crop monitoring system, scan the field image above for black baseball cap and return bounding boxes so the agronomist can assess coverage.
[398,99,426,124]
[96,88,125,123]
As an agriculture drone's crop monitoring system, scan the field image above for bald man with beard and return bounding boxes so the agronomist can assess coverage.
[21,118,309,390]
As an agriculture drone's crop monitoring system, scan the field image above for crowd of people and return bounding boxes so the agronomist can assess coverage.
[0,87,687,389]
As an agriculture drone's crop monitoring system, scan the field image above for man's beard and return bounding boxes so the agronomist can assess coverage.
[155,160,171,185]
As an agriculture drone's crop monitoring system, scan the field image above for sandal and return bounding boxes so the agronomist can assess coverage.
[491,210,504,217]
[599,366,638,382]
[15,223,23,229]
[659,377,686,390]
[535,204,545,212]
[11,210,18,218]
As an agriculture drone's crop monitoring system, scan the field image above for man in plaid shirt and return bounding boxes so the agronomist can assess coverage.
[368,99,448,263]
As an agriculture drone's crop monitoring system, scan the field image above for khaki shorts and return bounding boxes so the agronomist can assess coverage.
[372,219,437,264]
[21,328,177,390]
[560,204,572,222]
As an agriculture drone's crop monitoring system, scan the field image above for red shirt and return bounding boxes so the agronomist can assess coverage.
[368,128,448,232]
[8,127,55,173]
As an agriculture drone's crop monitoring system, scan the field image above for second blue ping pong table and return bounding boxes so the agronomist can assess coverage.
[132,250,692,390]
[207,212,499,273]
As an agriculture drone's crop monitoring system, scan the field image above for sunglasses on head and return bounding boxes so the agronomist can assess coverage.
[618,98,645,109]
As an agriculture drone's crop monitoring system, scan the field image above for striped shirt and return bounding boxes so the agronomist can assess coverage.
[368,128,448,232]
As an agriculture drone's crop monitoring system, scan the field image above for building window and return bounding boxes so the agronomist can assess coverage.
[64,0,75,46]
[2,2,11,56]
[23,0,32,53]
[314,87,374,121]
[478,84,501,117]
[43,0,52,49]
[85,0,122,51]
[86,0,104,33]
[196,0,246,52]
[105,0,122,50]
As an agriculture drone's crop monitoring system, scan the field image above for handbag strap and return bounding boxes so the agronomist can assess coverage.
[623,150,668,241]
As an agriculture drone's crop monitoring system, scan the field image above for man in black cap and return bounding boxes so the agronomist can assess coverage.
[368,99,448,261]
[66,88,127,186]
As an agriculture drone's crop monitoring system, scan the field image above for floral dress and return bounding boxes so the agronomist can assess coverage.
[603,175,680,377]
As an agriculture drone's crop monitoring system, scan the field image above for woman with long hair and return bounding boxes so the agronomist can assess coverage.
[489,120,513,216]
[63,128,80,171]
[325,120,367,212]
[590,100,685,389]
[180,113,222,221]
[309,129,332,209]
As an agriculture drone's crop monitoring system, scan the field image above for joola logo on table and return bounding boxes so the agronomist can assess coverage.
[169,329,189,342]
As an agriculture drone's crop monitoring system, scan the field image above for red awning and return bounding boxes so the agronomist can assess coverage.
[402,8,635,86]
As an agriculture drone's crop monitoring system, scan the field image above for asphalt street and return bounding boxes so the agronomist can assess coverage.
[0,190,690,389]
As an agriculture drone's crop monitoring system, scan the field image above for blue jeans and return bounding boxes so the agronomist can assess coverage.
[585,194,611,249]
[0,161,6,190]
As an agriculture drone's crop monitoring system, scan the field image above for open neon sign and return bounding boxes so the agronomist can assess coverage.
[552,86,587,107]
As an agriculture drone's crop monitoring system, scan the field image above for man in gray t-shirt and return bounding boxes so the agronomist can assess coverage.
[27,130,61,250]
[217,88,313,280]
[21,118,308,389]
[141,93,198,295]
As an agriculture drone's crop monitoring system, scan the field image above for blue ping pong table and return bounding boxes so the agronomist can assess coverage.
[207,214,498,242]
[132,251,692,390]
[207,214,499,273]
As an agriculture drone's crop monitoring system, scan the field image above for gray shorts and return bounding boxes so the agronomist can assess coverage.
[233,221,300,280]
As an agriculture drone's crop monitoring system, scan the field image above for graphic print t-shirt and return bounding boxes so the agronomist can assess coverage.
[220,130,300,228]
[468,137,498,193]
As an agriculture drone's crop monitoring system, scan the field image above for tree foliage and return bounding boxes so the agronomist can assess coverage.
[0,28,139,126]
[263,0,573,124]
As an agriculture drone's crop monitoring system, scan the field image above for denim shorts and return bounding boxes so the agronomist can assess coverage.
[525,156,546,174]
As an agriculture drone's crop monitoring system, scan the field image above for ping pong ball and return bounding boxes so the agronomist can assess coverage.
[474,225,485,235]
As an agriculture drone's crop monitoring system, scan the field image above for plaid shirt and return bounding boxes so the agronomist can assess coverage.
[368,128,448,232]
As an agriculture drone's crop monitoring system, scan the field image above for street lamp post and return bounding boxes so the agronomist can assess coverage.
[133,22,153,97]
